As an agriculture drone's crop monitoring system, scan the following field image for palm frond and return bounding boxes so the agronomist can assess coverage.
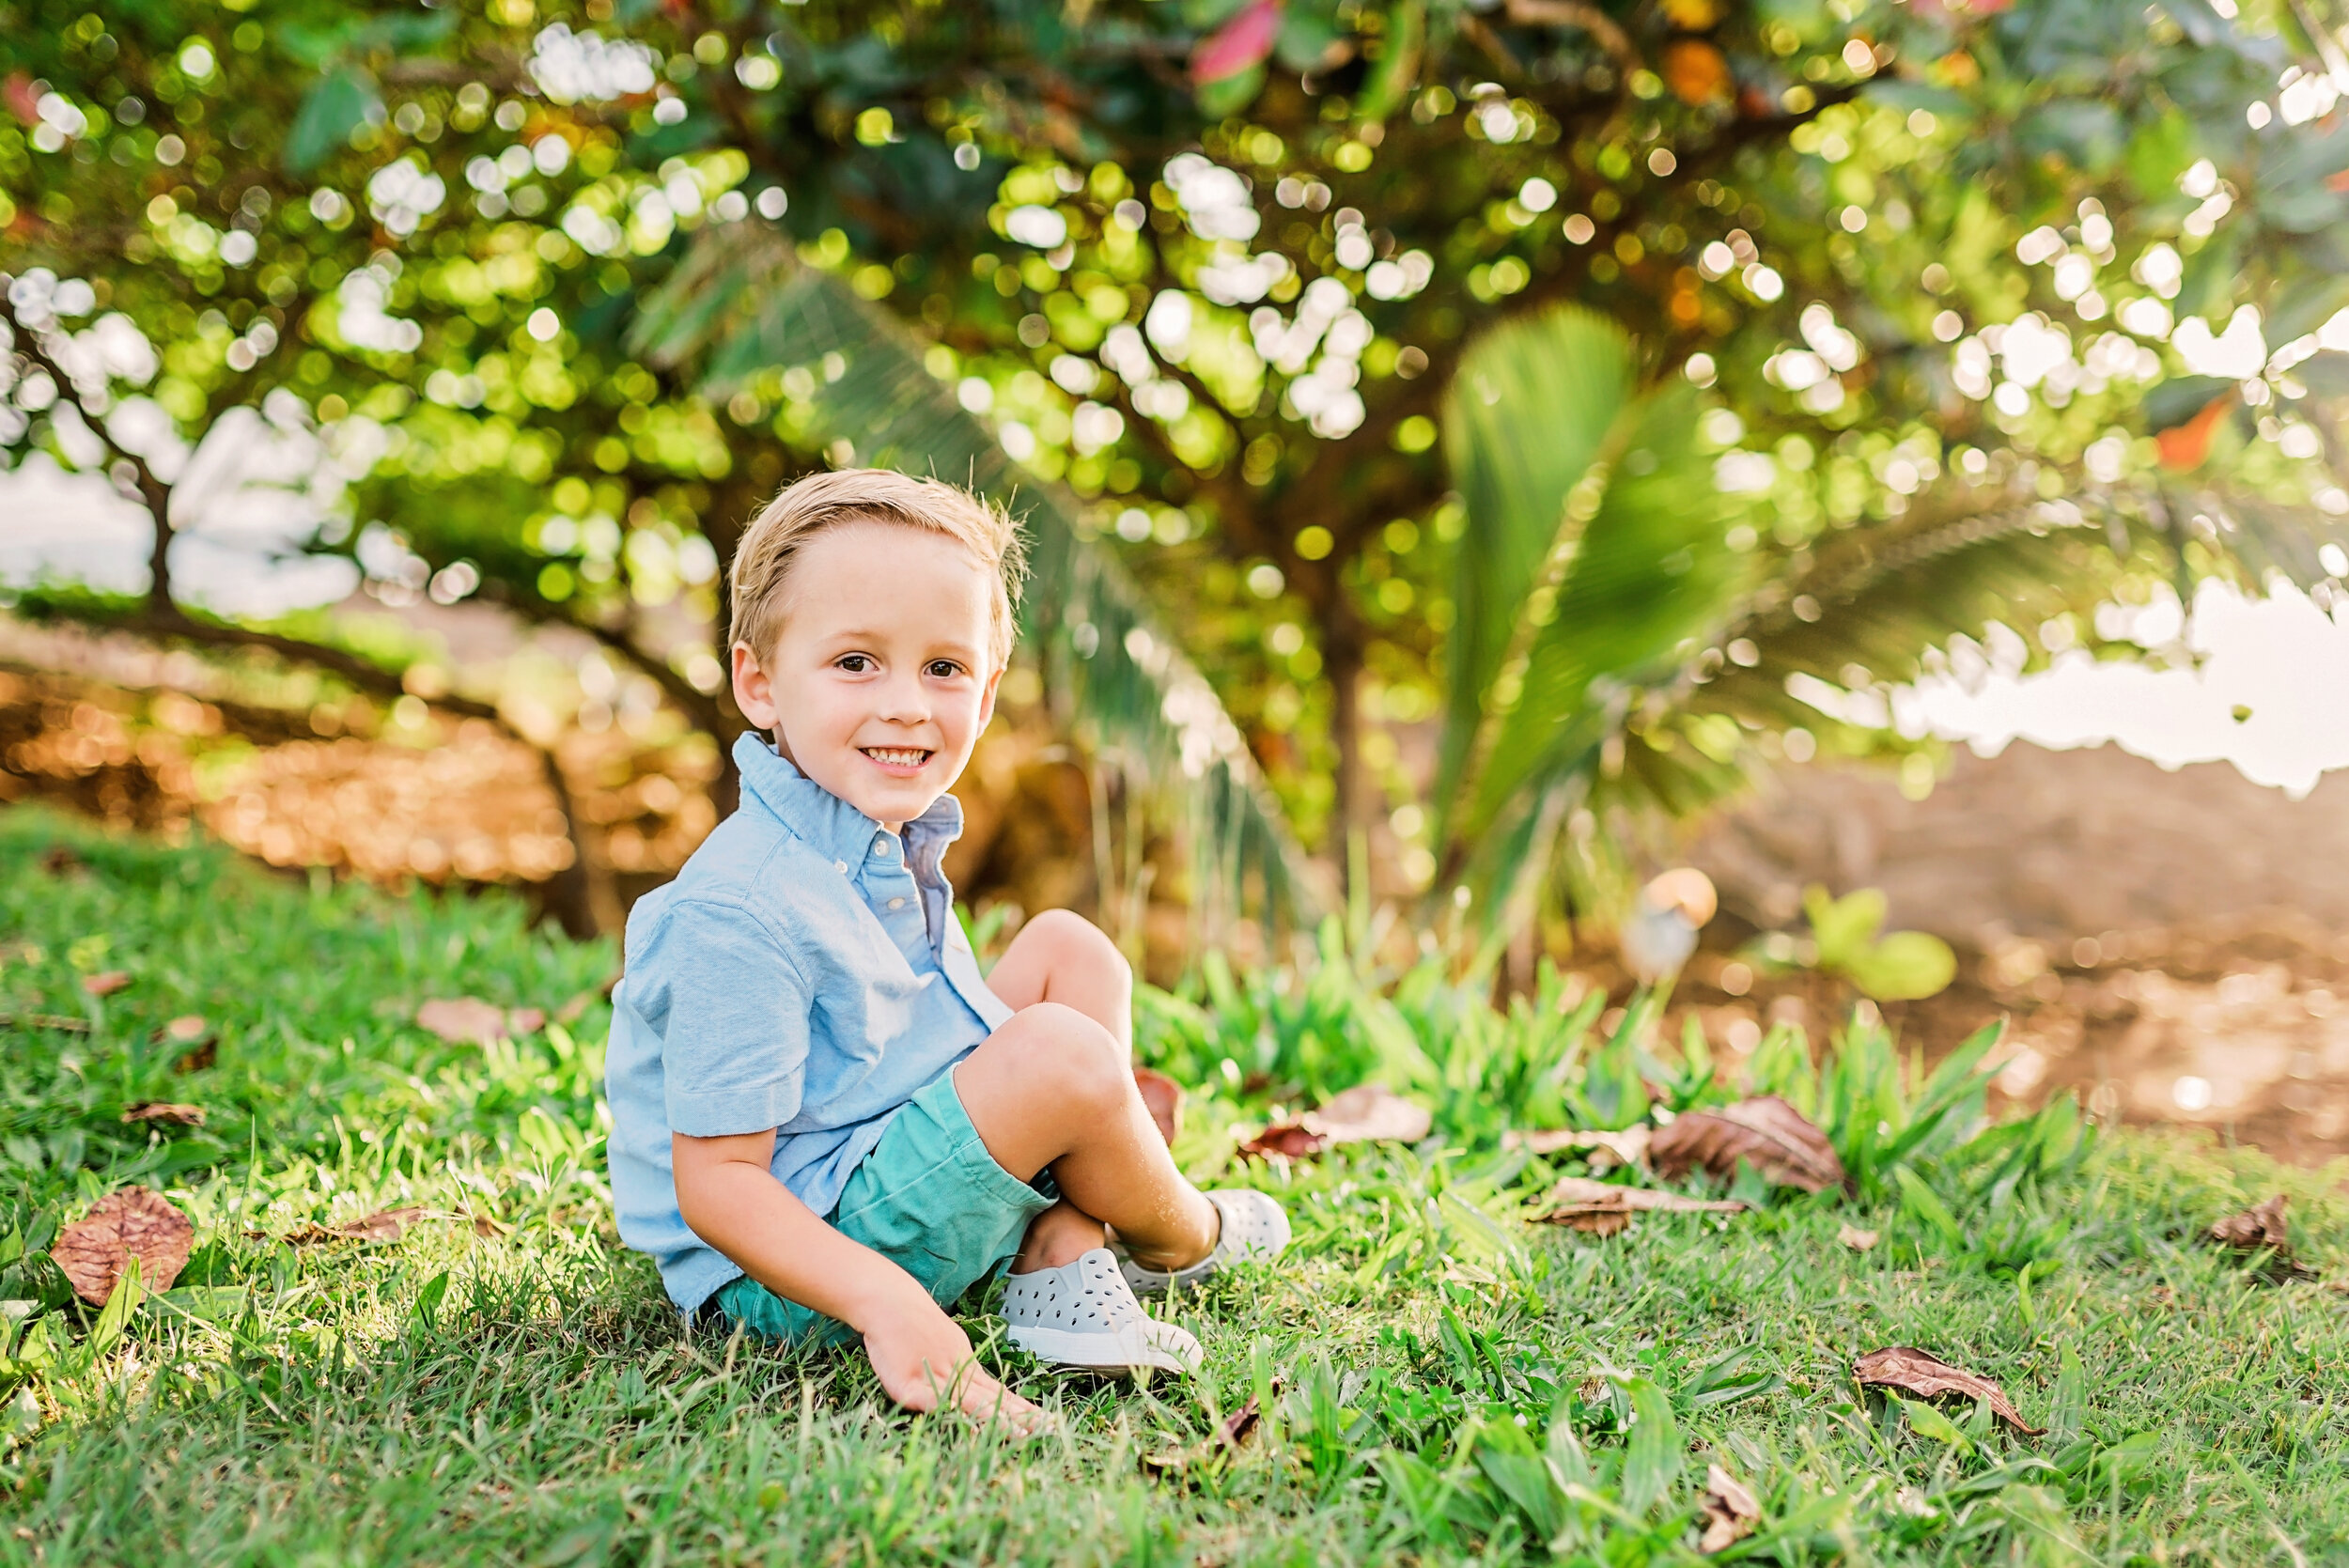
[629,224,1323,929]
[1435,305,1745,914]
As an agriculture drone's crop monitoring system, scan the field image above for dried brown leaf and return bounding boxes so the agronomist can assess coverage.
[81,970,131,998]
[1241,1084,1432,1160]
[174,1036,218,1073]
[1556,1209,1634,1236]
[1133,1067,1183,1146]
[1142,1387,1272,1479]
[416,998,541,1046]
[0,1013,90,1034]
[1854,1346,2045,1435]
[1839,1223,1880,1251]
[334,1206,428,1243]
[50,1186,194,1305]
[1215,1391,1264,1452]
[470,1206,513,1239]
[1698,1463,1762,1553]
[1502,1126,1652,1171]
[1651,1095,1845,1193]
[1532,1175,1745,1233]
[2210,1194,2289,1252]
[121,1102,206,1127]
[1311,1084,1433,1144]
[40,845,82,876]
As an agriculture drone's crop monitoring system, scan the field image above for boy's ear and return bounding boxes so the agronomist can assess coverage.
[975,661,1005,732]
[731,642,781,730]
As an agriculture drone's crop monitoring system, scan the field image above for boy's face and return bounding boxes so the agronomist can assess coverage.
[731,519,1003,831]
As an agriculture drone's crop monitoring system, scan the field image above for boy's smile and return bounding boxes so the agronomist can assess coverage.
[730,518,1003,832]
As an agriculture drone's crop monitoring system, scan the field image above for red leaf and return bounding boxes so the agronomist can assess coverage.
[1192,0,1283,85]
[82,970,132,997]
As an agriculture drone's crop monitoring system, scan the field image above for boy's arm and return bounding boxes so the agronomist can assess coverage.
[672,1130,1042,1429]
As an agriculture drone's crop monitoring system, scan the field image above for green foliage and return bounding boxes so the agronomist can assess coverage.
[1802,884,1961,1001]
[1434,307,1743,917]
[1,815,2346,1560]
[14,0,2349,939]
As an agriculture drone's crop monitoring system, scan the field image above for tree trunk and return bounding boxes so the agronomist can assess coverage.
[1323,609,1367,906]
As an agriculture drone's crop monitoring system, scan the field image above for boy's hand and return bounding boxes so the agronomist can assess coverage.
[862,1296,1046,1435]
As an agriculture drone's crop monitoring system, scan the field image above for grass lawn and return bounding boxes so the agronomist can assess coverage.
[2,808,2345,1565]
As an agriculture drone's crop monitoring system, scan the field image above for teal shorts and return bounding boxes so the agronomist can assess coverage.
[710,1067,1056,1349]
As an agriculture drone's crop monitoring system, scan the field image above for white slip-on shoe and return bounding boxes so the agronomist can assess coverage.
[1117,1188,1292,1296]
[1000,1248,1203,1374]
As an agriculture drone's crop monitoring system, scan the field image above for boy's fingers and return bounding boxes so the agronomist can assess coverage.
[955,1368,1046,1434]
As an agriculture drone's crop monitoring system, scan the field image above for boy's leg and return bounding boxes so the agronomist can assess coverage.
[982,910,1133,1057]
[953,1001,1216,1273]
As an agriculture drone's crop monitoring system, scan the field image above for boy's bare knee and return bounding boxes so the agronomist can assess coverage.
[1007,1001,1127,1111]
[1028,908,1130,983]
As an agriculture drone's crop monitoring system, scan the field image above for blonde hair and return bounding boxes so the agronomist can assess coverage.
[728,468,1027,669]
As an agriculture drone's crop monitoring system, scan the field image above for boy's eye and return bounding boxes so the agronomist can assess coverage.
[926,660,963,679]
[836,654,873,673]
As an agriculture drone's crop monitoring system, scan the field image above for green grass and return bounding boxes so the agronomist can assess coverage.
[2,808,2347,1565]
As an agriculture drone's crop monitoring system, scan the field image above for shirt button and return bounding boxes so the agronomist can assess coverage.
[833,860,848,874]
[888,897,906,910]
[873,834,892,856]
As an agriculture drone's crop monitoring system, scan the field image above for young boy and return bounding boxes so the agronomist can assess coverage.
[605,469,1289,1428]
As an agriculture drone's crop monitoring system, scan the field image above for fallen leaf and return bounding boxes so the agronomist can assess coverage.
[81,970,131,997]
[1531,1175,1745,1232]
[1650,1095,1845,1192]
[1314,1083,1434,1142]
[1143,1387,1272,1477]
[1839,1223,1880,1251]
[1241,1084,1432,1159]
[334,1206,428,1243]
[1554,1209,1634,1236]
[39,845,82,875]
[2209,1194,2289,1252]
[1698,1463,1761,1553]
[415,998,541,1045]
[470,1206,513,1239]
[1854,1346,2044,1435]
[1237,1121,1329,1160]
[0,1013,90,1034]
[1134,1067,1183,1145]
[121,1102,206,1127]
[50,1187,195,1305]
[152,1015,217,1068]
[1502,1126,1652,1171]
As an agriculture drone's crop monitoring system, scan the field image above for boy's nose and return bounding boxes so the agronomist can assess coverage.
[874,675,931,722]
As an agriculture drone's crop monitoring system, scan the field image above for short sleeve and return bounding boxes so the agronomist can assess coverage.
[636,898,812,1137]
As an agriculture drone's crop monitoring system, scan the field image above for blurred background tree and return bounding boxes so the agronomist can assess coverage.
[6,0,2349,959]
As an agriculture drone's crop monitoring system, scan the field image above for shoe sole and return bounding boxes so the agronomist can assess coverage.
[1004,1324,1198,1374]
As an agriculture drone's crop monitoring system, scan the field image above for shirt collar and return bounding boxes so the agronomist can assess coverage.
[733,731,963,882]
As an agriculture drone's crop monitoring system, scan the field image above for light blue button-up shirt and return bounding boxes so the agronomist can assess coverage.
[604,732,1014,1313]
